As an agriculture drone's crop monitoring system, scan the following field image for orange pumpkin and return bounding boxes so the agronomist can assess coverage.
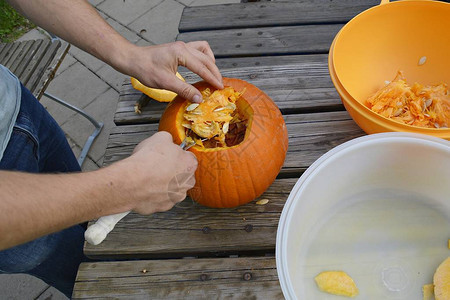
[158,78,288,208]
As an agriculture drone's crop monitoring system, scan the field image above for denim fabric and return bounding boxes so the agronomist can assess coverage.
[0,84,86,298]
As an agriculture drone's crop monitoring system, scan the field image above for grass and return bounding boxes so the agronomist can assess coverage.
[0,0,36,43]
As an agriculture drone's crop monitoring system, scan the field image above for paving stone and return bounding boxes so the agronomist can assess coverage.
[95,63,128,92]
[89,0,105,7]
[0,274,48,299]
[40,62,110,125]
[97,9,108,20]
[104,16,141,44]
[97,0,163,26]
[135,38,154,47]
[175,0,191,5]
[81,156,102,172]
[68,45,105,73]
[177,0,240,6]
[129,0,184,44]
[35,286,68,300]
[69,137,82,159]
[61,88,119,163]
[16,28,49,42]
[55,53,77,76]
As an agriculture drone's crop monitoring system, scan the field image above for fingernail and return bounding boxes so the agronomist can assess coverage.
[193,94,202,103]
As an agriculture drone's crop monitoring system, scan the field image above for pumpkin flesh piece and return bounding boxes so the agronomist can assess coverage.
[314,271,359,297]
[433,257,450,300]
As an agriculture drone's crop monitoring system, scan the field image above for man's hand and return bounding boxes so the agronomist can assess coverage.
[113,131,198,215]
[126,41,223,103]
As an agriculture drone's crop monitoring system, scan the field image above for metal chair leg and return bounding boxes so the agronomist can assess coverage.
[43,92,104,167]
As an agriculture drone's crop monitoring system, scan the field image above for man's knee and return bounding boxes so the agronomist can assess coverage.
[0,235,54,273]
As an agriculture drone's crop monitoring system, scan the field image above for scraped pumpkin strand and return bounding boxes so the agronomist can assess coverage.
[366,71,450,128]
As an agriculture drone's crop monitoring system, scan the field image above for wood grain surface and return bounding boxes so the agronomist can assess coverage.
[179,0,380,32]
[178,24,342,57]
[74,257,281,299]
[114,54,343,125]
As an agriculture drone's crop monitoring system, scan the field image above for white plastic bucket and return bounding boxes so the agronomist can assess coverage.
[276,132,450,299]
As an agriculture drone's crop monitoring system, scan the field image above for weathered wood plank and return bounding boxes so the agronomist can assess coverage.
[177,24,342,58]
[7,40,34,74]
[73,257,281,299]
[114,54,342,125]
[20,39,50,89]
[0,43,14,61]
[179,0,379,32]
[0,43,12,61]
[84,178,295,259]
[14,39,43,80]
[3,41,28,70]
[106,111,364,176]
[26,40,61,96]
[33,41,69,100]
[0,42,20,66]
[0,43,7,57]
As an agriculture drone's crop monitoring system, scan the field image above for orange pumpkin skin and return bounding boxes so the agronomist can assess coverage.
[158,78,288,208]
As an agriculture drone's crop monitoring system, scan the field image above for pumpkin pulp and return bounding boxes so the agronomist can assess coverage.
[175,87,254,151]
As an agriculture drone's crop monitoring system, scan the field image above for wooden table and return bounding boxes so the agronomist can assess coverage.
[73,1,381,298]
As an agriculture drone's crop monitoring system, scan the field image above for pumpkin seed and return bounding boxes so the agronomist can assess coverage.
[425,98,432,107]
[393,108,403,117]
[384,80,391,85]
[186,103,199,111]
[227,103,237,110]
[256,199,269,205]
[213,106,226,112]
[223,122,229,134]
[418,56,427,66]
[189,110,202,115]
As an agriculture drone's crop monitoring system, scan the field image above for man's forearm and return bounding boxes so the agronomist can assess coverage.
[7,0,134,74]
[0,167,132,250]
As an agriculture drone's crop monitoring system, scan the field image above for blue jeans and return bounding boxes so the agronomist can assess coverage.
[0,84,86,298]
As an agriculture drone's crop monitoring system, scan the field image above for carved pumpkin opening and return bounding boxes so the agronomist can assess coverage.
[177,87,253,150]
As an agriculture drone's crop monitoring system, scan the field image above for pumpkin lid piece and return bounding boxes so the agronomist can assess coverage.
[131,72,185,102]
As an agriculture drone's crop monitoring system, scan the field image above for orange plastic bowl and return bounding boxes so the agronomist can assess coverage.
[329,0,450,140]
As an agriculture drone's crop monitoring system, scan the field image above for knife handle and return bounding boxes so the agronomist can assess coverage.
[84,211,130,245]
